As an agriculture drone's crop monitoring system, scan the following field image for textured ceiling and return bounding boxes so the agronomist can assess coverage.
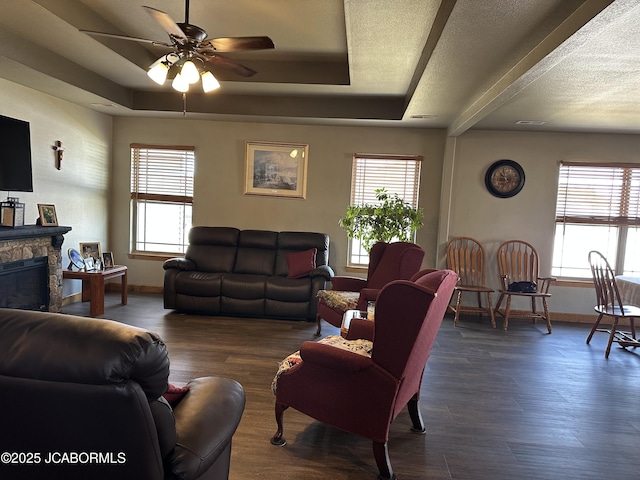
[1,0,639,135]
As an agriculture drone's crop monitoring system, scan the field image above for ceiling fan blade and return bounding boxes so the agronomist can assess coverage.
[143,6,187,40]
[206,55,257,77]
[80,30,172,47]
[203,36,275,52]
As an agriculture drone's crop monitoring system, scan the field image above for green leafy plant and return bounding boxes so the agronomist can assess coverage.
[339,188,424,252]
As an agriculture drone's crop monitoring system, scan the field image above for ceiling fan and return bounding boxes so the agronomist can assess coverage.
[80,0,274,92]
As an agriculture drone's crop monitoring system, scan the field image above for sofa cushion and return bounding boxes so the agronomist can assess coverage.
[221,274,267,299]
[266,276,311,301]
[175,271,223,297]
[234,230,279,275]
[287,248,317,278]
[235,248,277,275]
[186,245,237,273]
[186,227,239,273]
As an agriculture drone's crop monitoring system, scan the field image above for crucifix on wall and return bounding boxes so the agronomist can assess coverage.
[52,140,64,170]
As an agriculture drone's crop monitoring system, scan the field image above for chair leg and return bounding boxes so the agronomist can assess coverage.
[315,313,322,337]
[631,318,637,340]
[542,298,552,334]
[407,395,425,433]
[503,295,512,331]
[486,292,496,328]
[605,317,619,359]
[454,291,462,326]
[586,313,604,344]
[372,441,396,480]
[494,293,505,322]
[270,402,289,446]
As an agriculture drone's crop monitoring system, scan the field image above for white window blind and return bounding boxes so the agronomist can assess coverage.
[130,144,195,254]
[556,162,640,226]
[348,154,422,266]
[351,154,422,207]
[553,161,640,277]
[131,145,195,202]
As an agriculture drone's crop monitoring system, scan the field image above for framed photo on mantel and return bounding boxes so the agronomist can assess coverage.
[244,141,308,199]
[37,204,58,227]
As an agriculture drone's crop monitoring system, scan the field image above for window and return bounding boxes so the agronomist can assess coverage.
[130,144,194,255]
[553,162,640,278]
[347,154,422,266]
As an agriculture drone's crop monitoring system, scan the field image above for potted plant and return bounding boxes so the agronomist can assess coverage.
[339,188,424,252]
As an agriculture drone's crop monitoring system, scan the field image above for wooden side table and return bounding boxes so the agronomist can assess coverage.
[63,265,128,316]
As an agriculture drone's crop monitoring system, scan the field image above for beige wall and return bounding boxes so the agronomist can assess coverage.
[0,79,112,296]
[439,130,640,317]
[6,78,640,318]
[111,118,447,287]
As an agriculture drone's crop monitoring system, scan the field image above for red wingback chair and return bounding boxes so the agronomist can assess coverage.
[315,241,425,336]
[271,269,458,479]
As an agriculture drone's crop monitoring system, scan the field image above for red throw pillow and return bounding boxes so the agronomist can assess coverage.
[287,248,317,278]
[162,383,190,407]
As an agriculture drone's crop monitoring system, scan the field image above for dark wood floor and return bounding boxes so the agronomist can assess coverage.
[63,293,640,480]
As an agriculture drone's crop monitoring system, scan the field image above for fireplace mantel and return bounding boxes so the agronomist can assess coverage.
[0,225,72,247]
[0,225,72,312]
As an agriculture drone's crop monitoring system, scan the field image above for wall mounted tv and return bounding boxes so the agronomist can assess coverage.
[0,114,34,192]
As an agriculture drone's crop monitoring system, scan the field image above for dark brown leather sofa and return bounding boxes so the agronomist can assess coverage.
[0,308,245,480]
[163,227,334,321]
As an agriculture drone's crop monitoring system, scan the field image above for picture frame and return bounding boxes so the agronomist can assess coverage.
[37,204,58,227]
[79,242,102,261]
[102,251,114,268]
[244,141,308,199]
[67,248,85,270]
[83,256,95,271]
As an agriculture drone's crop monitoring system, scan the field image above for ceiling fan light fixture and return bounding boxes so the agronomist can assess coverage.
[147,61,170,85]
[181,60,200,84]
[172,73,190,92]
[201,71,220,92]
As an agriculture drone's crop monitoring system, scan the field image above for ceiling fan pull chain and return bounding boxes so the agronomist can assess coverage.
[182,93,187,116]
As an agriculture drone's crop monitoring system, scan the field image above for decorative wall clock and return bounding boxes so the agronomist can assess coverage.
[485,159,525,198]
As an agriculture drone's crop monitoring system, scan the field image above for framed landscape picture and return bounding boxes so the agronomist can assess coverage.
[244,141,308,199]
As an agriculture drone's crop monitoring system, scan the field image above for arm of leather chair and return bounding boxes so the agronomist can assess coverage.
[310,264,334,280]
[163,257,196,271]
[169,377,246,479]
[299,341,372,373]
[331,276,367,291]
[345,318,374,341]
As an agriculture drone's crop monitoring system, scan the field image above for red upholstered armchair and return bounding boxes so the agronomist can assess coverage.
[271,269,458,479]
[315,241,425,336]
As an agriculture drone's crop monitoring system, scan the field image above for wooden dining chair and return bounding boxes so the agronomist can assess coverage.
[495,240,555,332]
[445,237,495,327]
[587,250,640,358]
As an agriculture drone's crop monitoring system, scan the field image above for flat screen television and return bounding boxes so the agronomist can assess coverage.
[0,114,33,192]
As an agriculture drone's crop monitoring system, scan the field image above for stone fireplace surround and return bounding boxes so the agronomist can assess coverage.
[0,225,71,312]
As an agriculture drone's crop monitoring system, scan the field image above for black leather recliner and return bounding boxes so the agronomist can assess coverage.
[0,308,245,480]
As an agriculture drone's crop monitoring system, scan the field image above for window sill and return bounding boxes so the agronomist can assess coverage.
[128,252,183,261]
[345,265,368,273]
[554,279,593,288]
